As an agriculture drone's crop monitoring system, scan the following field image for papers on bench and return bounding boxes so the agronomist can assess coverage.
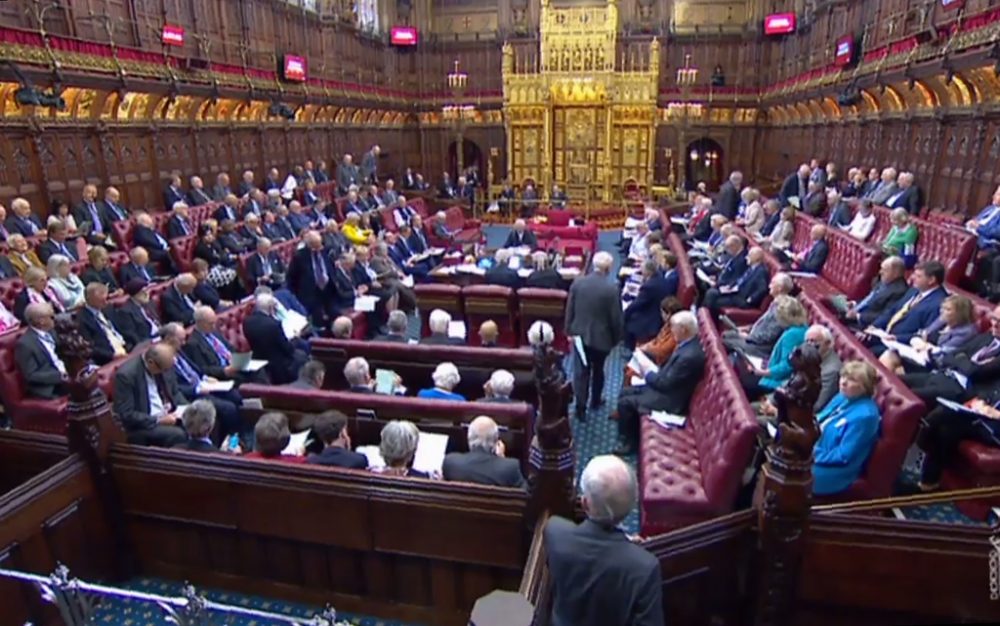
[517,268,532,278]
[282,429,311,456]
[690,239,711,251]
[650,411,686,429]
[628,350,659,376]
[695,267,716,286]
[744,354,765,371]
[354,294,380,312]
[882,339,929,367]
[231,352,268,372]
[198,379,235,393]
[456,263,486,276]
[784,271,818,278]
[448,321,467,339]
[280,308,309,339]
[357,431,450,474]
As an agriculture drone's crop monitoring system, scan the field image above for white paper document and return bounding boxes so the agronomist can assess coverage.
[628,350,659,376]
[448,321,467,339]
[650,411,686,428]
[357,445,386,468]
[517,268,532,278]
[198,380,235,393]
[670,216,690,225]
[456,264,486,276]
[281,430,311,456]
[401,274,415,288]
[695,267,716,286]
[785,271,818,278]
[412,431,450,474]
[573,336,588,367]
[630,375,646,386]
[745,354,765,371]
[280,309,309,339]
[354,294,380,312]
[882,339,929,366]
[244,359,268,372]
[557,268,581,279]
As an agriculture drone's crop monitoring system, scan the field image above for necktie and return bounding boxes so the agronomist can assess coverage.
[313,252,328,289]
[40,333,67,376]
[25,218,38,235]
[973,339,1000,364]
[108,202,124,220]
[59,243,71,258]
[0,224,7,239]
[154,374,174,411]
[88,203,103,233]
[180,219,189,235]
[886,292,924,332]
[97,311,127,356]
[139,304,156,335]
[176,354,200,385]
[139,265,151,281]
[261,254,271,276]
[205,333,230,365]
[156,233,167,249]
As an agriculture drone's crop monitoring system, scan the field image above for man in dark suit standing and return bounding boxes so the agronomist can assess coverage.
[442,416,526,488]
[703,247,770,314]
[565,251,623,420]
[112,343,188,447]
[242,293,308,385]
[74,184,113,247]
[78,283,130,366]
[615,310,705,455]
[502,219,538,250]
[485,249,522,290]
[15,303,68,399]
[287,231,338,328]
[36,222,79,264]
[359,145,380,185]
[714,170,743,221]
[163,174,186,210]
[337,154,359,195]
[545,455,664,626]
[779,164,811,208]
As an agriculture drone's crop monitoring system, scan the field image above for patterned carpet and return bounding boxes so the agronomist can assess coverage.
[91,577,421,626]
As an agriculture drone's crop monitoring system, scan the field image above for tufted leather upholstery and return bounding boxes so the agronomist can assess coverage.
[798,293,926,501]
[378,206,399,232]
[461,285,518,348]
[638,308,759,534]
[410,197,430,218]
[216,300,255,352]
[414,283,464,337]
[787,214,882,301]
[168,235,198,273]
[517,288,569,352]
[949,285,993,332]
[666,233,697,308]
[0,278,23,311]
[112,219,135,249]
[913,218,976,286]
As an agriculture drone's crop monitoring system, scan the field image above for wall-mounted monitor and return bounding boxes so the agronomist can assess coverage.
[390,26,418,46]
[764,13,796,36]
[834,34,855,66]
[161,25,185,47]
[282,54,307,82]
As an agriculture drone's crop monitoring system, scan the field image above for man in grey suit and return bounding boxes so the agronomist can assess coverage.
[615,311,706,455]
[545,455,664,626]
[285,359,325,390]
[112,343,188,447]
[807,325,843,411]
[565,251,623,420]
[866,166,899,205]
[442,416,526,488]
[15,303,68,399]
[721,272,795,358]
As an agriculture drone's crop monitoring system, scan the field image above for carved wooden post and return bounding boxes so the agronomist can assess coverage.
[526,342,575,524]
[55,317,132,579]
[754,344,822,626]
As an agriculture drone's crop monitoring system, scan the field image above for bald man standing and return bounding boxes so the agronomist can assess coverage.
[545,455,663,626]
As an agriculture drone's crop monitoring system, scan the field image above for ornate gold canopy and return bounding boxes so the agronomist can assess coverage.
[502,0,659,204]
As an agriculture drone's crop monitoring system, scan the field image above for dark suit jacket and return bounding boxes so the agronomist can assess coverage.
[939,333,1000,397]
[133,225,170,252]
[213,204,240,223]
[99,199,129,222]
[77,306,127,365]
[374,333,408,343]
[163,185,186,210]
[306,446,368,469]
[114,299,159,348]
[161,286,196,325]
[715,181,740,220]
[80,266,119,291]
[187,188,213,207]
[218,232,250,255]
[797,239,829,274]
[502,230,538,250]
[73,201,111,237]
[247,252,286,286]
[732,263,770,308]
[13,289,60,322]
[638,338,706,412]
[565,272,623,353]
[485,265,522,290]
[0,255,16,280]
[173,438,217,453]
[237,181,255,198]
[624,274,675,341]
[779,173,808,207]
[802,191,827,217]
[113,355,187,433]
[886,186,922,215]
[873,286,948,343]
[336,163,359,192]
[855,278,909,326]
[166,216,193,239]
[287,248,335,313]
[442,449,526,488]
[243,310,299,384]
[545,517,663,626]
[828,201,852,228]
[408,229,430,253]
[525,269,564,290]
[194,281,221,310]
[420,333,464,346]
[15,330,65,399]
[36,239,78,264]
[119,262,154,286]
[183,330,234,379]
[4,215,43,237]
[716,251,748,287]
[211,185,232,203]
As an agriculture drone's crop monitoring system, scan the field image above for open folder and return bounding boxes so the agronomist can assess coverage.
[231,352,268,372]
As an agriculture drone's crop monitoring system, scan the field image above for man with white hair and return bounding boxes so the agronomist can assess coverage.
[884,171,921,215]
[4,197,43,237]
[187,175,213,206]
[343,356,374,393]
[482,369,515,403]
[74,183,112,246]
[485,248,522,289]
[160,273,199,325]
[132,211,176,273]
[242,293,308,384]
[544,455,663,626]
[420,308,463,346]
[721,272,795,358]
[502,219,538,250]
[806,324,843,411]
[376,309,410,343]
[331,315,354,339]
[442,416,526,488]
[867,166,899,205]
[614,310,705,455]
[565,251,623,420]
[779,164,811,209]
[15,302,68,399]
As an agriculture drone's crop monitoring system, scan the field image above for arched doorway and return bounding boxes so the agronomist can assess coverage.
[447,139,484,182]
[685,138,724,191]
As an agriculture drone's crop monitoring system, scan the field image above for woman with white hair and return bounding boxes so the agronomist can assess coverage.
[46,254,85,310]
[375,420,429,478]
[878,207,919,264]
[482,369,516,402]
[417,362,465,401]
[740,188,764,235]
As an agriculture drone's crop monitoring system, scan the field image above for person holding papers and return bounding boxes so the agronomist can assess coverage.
[242,294,308,385]
[778,164,811,209]
[703,247,770,314]
[698,235,747,291]
[287,231,338,329]
[899,304,1000,405]
[879,295,978,375]
[112,343,188,447]
[172,401,226,454]
[525,252,564,289]
[159,323,242,444]
[614,310,705,456]
[862,261,948,348]
[246,237,287,289]
[342,212,373,246]
[306,411,368,469]
[184,306,245,382]
[624,297,683,383]
[811,361,882,496]
[417,362,466,401]
[740,296,809,400]
[503,219,538,250]
[420,309,465,346]
[373,420,430,478]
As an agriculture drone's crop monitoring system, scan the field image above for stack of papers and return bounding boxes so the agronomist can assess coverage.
[557,268,581,278]
[650,411,686,428]
[628,350,659,376]
[670,216,690,225]
[448,321,467,339]
[354,294,380,312]
[198,380,235,393]
[517,268,532,278]
[280,309,309,339]
[882,339,929,366]
[745,354,765,371]
[455,264,486,275]
[695,267,716,286]
[282,430,311,456]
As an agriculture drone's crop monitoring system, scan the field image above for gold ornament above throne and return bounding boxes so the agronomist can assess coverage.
[502,0,659,207]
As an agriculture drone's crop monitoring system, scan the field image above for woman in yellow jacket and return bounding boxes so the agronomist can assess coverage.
[343,212,374,246]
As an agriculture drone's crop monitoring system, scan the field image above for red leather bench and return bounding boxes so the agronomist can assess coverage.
[414,284,464,338]
[0,278,23,311]
[461,285,518,348]
[638,308,759,534]
[798,293,926,501]
[517,288,569,352]
[239,384,536,469]
[788,214,883,302]
[168,235,198,273]
[428,206,482,247]
[309,337,536,403]
[870,206,976,286]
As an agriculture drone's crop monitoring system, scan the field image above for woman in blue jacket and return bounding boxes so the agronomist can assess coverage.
[813,360,882,496]
[417,362,466,401]
[743,295,809,399]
